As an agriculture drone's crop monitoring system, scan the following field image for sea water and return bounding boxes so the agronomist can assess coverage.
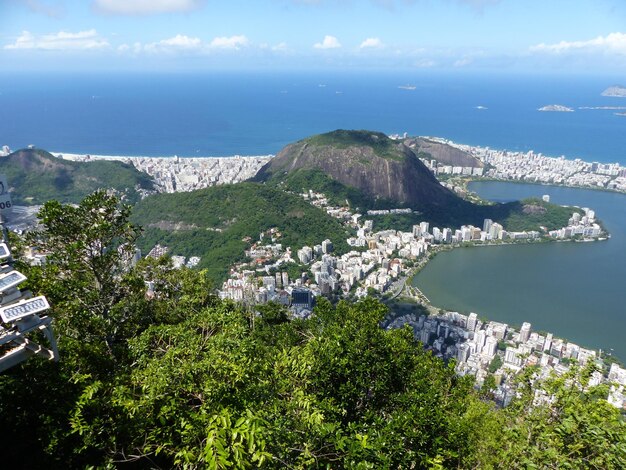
[0,71,624,162]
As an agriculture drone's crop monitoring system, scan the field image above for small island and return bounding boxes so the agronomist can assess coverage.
[601,85,626,97]
[538,104,574,112]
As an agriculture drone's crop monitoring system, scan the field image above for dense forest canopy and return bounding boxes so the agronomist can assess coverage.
[131,183,352,283]
[0,149,154,204]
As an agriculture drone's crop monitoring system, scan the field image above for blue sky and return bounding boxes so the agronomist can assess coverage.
[2,0,626,73]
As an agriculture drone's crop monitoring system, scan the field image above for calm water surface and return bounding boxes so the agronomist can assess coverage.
[1,72,625,162]
[413,181,626,359]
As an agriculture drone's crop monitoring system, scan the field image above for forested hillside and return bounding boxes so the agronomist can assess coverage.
[131,183,352,282]
[0,148,154,204]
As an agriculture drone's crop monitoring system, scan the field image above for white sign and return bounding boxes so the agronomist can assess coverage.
[0,174,11,214]
[0,270,26,293]
[0,296,50,323]
[0,243,9,261]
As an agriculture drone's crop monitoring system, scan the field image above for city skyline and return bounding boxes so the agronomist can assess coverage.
[2,0,626,73]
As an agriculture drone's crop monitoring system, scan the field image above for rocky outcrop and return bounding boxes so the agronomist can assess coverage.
[404,137,483,168]
[254,130,467,212]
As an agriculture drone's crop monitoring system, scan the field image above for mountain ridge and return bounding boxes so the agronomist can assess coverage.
[0,148,154,205]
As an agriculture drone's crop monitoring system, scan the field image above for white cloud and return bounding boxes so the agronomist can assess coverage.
[120,35,250,55]
[160,34,202,48]
[92,0,205,15]
[272,42,289,52]
[4,29,110,50]
[414,58,436,68]
[453,57,473,67]
[531,32,626,55]
[360,37,383,49]
[143,34,202,53]
[314,35,341,49]
[209,35,249,50]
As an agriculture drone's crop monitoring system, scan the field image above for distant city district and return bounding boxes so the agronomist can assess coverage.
[429,138,626,192]
[53,152,272,192]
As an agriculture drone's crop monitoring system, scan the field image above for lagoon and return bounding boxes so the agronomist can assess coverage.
[412,181,626,359]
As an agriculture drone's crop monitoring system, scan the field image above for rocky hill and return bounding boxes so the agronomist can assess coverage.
[0,148,154,204]
[404,137,483,168]
[253,130,477,226]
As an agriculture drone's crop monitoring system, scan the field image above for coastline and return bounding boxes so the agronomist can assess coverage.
[45,131,626,197]
[51,151,274,161]
[406,240,620,362]
[403,191,620,369]
[466,176,626,197]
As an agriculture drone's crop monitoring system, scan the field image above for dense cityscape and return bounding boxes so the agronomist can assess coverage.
[17,134,625,195]
[430,138,626,192]
[214,187,624,410]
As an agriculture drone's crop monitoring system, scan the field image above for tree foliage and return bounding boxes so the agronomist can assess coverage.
[131,182,353,283]
[0,148,153,205]
[24,190,146,365]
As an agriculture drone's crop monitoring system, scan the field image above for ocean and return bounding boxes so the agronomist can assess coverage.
[0,71,625,163]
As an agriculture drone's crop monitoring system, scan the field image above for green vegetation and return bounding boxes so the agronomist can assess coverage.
[304,129,404,161]
[263,170,585,240]
[498,197,582,232]
[131,182,352,283]
[369,213,424,231]
[488,354,503,373]
[271,169,585,234]
[0,149,154,204]
[269,167,397,210]
[1,191,624,468]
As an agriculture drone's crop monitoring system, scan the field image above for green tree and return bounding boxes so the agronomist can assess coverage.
[25,190,146,364]
[491,363,626,469]
[488,354,503,373]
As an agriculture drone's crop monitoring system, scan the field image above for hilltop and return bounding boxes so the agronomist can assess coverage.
[251,130,590,233]
[131,182,352,282]
[253,130,478,226]
[0,148,154,205]
[404,136,483,168]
